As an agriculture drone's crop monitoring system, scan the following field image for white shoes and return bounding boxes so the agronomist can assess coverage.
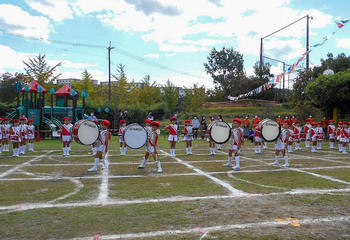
[271,162,279,166]
[88,167,97,172]
[157,168,163,173]
[232,166,240,171]
[282,164,289,168]
[223,163,232,167]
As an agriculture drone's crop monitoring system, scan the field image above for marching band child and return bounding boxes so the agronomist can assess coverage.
[341,121,349,154]
[206,117,216,155]
[27,119,35,152]
[253,119,262,154]
[273,119,290,167]
[224,118,242,170]
[2,118,10,152]
[287,123,294,153]
[140,119,152,165]
[138,121,162,173]
[19,117,28,154]
[316,122,324,150]
[337,122,343,152]
[328,120,335,149]
[293,120,302,150]
[88,120,110,172]
[184,120,193,155]
[119,120,127,155]
[91,120,100,156]
[310,122,318,153]
[216,115,224,150]
[59,117,73,157]
[10,119,21,157]
[165,117,178,157]
[304,118,312,148]
[144,119,152,133]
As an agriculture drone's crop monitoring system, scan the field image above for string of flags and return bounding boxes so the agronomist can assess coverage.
[228,18,349,102]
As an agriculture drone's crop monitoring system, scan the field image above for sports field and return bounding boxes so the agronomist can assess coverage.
[0,137,350,239]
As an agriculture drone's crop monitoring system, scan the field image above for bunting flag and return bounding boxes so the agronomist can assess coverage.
[227,18,348,102]
[335,21,344,28]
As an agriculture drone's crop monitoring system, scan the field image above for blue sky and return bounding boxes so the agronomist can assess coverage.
[0,0,349,89]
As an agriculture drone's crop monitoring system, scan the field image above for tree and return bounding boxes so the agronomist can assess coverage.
[72,69,104,107]
[289,70,318,119]
[135,75,162,106]
[312,53,350,78]
[0,72,26,104]
[204,47,246,97]
[305,69,350,118]
[23,54,61,84]
[183,84,206,112]
[111,64,133,108]
[163,80,179,113]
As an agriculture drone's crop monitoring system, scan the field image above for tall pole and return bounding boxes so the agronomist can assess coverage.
[306,14,310,70]
[259,38,263,69]
[107,41,114,104]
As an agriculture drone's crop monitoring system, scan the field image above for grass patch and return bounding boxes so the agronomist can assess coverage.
[109,175,228,200]
[0,179,76,205]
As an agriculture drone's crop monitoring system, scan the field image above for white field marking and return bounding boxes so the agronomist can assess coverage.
[241,155,350,185]
[262,148,350,165]
[1,165,350,182]
[1,188,350,212]
[0,151,53,178]
[159,149,246,196]
[15,169,37,176]
[70,216,350,240]
[227,172,288,190]
[48,178,84,203]
[97,151,110,202]
[291,168,350,185]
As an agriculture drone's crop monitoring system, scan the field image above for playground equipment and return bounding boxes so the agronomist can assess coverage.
[13,81,87,137]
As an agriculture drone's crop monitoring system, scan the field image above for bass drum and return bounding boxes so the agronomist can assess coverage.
[257,119,281,142]
[209,120,231,144]
[73,120,99,145]
[123,123,148,149]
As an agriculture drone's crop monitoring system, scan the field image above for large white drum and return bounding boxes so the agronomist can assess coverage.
[123,123,148,149]
[257,119,281,142]
[73,120,99,145]
[209,120,231,144]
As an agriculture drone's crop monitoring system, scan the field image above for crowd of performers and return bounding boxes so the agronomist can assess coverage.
[1,115,349,173]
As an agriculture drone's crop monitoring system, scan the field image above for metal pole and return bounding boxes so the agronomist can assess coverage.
[260,38,263,69]
[306,14,310,70]
[107,41,114,104]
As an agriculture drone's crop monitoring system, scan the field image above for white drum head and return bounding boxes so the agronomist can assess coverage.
[210,120,231,144]
[77,120,99,145]
[260,119,281,142]
[124,123,147,149]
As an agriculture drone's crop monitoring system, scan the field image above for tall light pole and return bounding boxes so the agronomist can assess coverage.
[107,41,114,104]
[260,15,310,69]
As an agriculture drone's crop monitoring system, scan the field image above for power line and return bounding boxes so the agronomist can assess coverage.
[0,29,203,79]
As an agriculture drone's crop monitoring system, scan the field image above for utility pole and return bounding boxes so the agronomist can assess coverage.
[107,41,114,104]
[259,38,263,69]
[306,14,310,70]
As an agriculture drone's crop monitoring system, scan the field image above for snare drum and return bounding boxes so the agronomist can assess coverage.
[209,120,231,144]
[73,120,99,145]
[123,123,148,149]
[256,119,281,142]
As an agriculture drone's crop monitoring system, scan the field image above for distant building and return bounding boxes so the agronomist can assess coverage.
[57,78,99,86]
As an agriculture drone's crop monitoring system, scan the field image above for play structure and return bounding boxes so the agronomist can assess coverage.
[9,81,87,136]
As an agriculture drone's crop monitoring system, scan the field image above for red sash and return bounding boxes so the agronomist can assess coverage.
[168,125,177,135]
[61,125,71,136]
